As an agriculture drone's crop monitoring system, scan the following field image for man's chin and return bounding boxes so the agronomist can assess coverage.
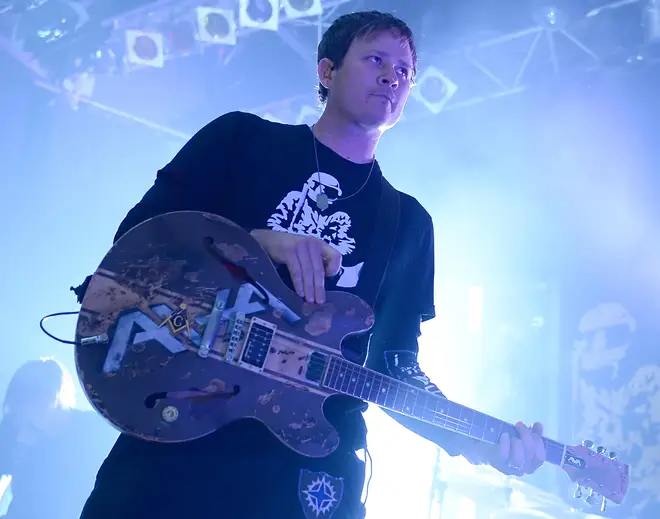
[357,112,399,131]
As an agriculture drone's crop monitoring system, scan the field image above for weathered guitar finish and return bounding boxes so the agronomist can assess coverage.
[76,211,629,512]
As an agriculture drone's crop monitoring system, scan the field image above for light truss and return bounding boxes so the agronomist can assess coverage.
[109,0,358,69]
[429,0,644,115]
[10,0,656,138]
[250,0,652,123]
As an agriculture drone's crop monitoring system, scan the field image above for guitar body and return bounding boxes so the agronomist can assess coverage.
[75,211,374,458]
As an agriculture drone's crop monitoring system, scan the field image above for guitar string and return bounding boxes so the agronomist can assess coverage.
[308,355,567,455]
[240,334,567,456]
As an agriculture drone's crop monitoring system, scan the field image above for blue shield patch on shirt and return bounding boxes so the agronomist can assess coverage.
[298,469,344,519]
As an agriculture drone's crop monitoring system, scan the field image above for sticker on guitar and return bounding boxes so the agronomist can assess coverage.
[102,282,301,374]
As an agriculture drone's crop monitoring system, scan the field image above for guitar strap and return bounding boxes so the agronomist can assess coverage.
[353,176,401,309]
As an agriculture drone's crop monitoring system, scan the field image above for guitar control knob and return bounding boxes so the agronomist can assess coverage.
[573,485,583,499]
[609,451,620,460]
[596,445,607,454]
[582,439,595,449]
[586,490,601,506]
[161,405,179,423]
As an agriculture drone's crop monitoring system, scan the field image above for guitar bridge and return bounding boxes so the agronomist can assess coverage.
[239,317,277,371]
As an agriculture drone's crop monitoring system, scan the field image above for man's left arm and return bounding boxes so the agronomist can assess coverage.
[366,295,480,459]
[365,205,545,476]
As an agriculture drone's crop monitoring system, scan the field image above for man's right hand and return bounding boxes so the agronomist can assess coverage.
[250,229,342,304]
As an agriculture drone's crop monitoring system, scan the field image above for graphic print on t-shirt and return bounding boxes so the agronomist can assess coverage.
[266,172,364,288]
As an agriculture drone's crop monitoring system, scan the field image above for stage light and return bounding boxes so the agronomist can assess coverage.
[281,0,323,19]
[13,0,89,54]
[238,0,279,31]
[534,5,569,30]
[195,7,236,45]
[296,105,320,126]
[125,29,164,68]
[87,47,119,74]
[411,66,458,115]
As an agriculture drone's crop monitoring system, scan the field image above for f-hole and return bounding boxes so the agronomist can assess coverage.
[144,386,241,408]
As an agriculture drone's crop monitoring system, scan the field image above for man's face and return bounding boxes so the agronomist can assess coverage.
[322,30,414,130]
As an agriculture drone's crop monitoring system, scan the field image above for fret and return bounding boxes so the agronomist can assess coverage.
[400,385,417,415]
[432,398,449,429]
[338,361,351,393]
[358,368,369,399]
[325,357,339,391]
[470,411,488,441]
[383,378,397,409]
[482,416,503,444]
[421,394,437,422]
[545,439,565,466]
[410,389,425,419]
[345,363,360,396]
[374,374,387,406]
[392,381,405,412]
[365,372,377,401]
[459,406,475,436]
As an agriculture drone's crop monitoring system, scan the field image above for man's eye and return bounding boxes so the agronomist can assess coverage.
[369,55,382,64]
[397,67,409,77]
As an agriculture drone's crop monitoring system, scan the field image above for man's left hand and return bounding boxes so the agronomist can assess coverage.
[464,421,546,476]
[493,421,546,476]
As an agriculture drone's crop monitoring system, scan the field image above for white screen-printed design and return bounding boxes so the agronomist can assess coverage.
[267,172,364,288]
[298,469,344,519]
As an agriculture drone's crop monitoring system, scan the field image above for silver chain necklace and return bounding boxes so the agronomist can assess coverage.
[310,125,376,211]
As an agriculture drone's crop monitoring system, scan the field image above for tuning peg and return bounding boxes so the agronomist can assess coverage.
[600,497,608,513]
[609,451,620,460]
[573,484,584,499]
[596,445,607,454]
[582,439,595,449]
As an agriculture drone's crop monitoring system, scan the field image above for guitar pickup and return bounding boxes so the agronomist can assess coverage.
[239,318,277,371]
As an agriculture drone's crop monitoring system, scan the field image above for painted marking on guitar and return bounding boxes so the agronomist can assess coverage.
[101,282,301,373]
[94,267,301,325]
[564,454,586,469]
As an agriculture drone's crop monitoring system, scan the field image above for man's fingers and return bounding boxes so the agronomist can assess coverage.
[499,432,511,460]
[322,244,342,277]
[511,438,525,471]
[295,243,317,303]
[306,240,327,304]
[285,248,304,299]
[516,422,534,465]
[531,422,546,469]
[259,231,338,304]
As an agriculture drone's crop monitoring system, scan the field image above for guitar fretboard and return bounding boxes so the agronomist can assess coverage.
[322,355,565,466]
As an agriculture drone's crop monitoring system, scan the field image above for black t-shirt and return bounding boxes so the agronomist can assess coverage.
[0,409,118,519]
[90,112,435,513]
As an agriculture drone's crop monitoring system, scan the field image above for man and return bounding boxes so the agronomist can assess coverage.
[0,358,117,519]
[79,11,545,519]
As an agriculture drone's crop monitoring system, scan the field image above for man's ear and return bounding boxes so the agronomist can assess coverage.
[317,58,335,90]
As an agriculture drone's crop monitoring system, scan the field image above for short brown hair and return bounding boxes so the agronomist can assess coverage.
[316,11,418,104]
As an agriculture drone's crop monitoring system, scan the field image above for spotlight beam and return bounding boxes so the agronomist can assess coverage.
[34,79,192,140]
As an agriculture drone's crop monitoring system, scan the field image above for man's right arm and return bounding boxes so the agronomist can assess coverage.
[72,112,248,303]
[113,111,247,243]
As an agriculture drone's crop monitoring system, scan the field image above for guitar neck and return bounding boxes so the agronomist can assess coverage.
[322,355,566,467]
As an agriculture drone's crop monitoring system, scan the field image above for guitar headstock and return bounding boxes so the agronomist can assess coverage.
[562,439,630,513]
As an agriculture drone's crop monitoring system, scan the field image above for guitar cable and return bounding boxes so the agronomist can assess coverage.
[39,311,81,345]
[39,311,108,346]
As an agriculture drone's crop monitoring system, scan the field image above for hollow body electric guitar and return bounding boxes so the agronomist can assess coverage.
[76,211,629,512]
